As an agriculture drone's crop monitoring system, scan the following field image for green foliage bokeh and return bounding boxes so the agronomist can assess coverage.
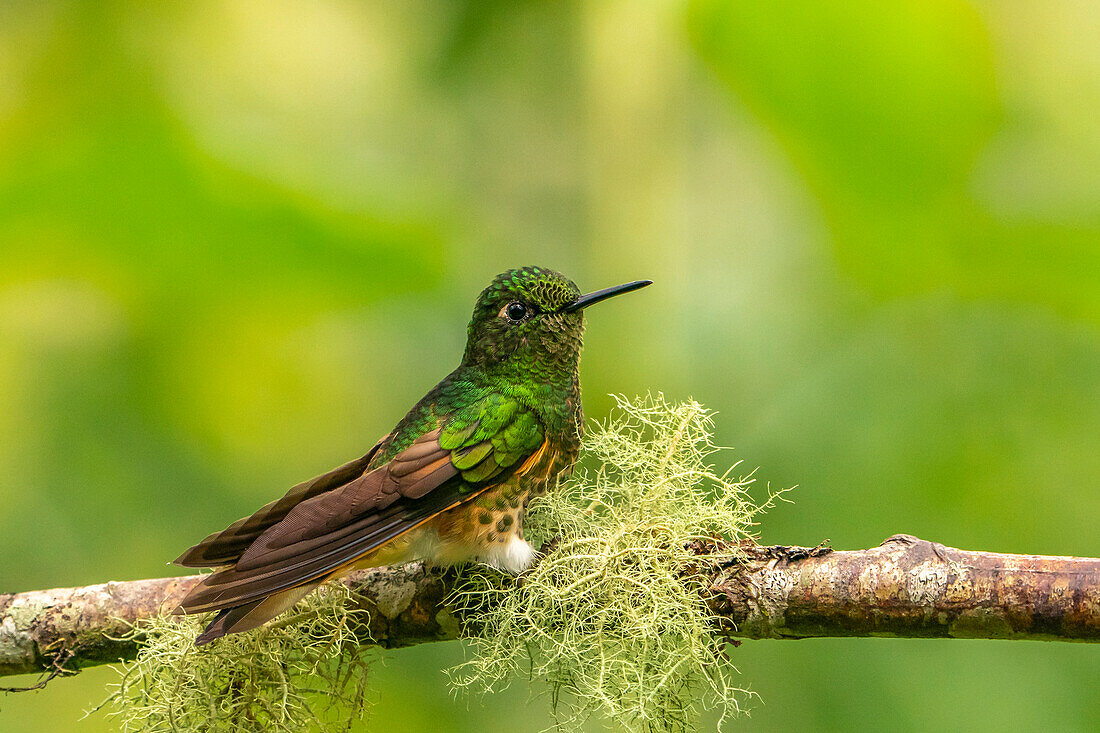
[2,2,1098,731]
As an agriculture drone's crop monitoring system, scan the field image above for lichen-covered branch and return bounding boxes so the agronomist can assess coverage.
[3,535,1099,681]
[0,563,457,681]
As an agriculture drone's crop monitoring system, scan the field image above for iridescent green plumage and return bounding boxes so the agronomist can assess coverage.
[174,266,650,644]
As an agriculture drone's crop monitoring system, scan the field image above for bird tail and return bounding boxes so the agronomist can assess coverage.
[194,583,318,646]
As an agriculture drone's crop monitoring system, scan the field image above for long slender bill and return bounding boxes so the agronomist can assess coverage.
[563,280,652,312]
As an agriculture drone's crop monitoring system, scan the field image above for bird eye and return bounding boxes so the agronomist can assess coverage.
[502,301,528,322]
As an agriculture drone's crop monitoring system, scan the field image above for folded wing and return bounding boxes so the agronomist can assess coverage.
[177,393,545,615]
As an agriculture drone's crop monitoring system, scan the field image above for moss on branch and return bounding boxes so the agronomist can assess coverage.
[3,397,1099,732]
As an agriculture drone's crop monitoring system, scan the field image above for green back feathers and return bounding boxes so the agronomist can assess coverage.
[440,392,544,486]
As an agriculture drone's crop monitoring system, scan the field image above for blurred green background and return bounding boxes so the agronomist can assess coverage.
[2,1,1098,730]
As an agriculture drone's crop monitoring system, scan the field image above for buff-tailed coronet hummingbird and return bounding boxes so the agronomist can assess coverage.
[174,266,651,644]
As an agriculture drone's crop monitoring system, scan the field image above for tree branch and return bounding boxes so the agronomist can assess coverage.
[3,535,1098,683]
[710,534,1100,642]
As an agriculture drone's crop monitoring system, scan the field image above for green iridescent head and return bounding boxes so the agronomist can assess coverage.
[462,266,651,380]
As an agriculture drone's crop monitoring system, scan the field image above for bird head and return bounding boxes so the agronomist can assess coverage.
[462,266,651,382]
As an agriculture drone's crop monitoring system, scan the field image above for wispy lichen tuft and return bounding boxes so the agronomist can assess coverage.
[99,584,375,733]
[450,393,776,732]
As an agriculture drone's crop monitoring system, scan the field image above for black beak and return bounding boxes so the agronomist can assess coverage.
[563,280,652,313]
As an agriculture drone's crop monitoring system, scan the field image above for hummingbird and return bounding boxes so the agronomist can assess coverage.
[174,266,651,644]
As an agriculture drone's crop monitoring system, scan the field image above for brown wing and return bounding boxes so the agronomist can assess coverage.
[177,396,548,616]
[174,437,388,568]
[177,428,480,614]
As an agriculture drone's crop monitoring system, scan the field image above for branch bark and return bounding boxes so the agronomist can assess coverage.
[710,535,1100,642]
[3,535,1098,682]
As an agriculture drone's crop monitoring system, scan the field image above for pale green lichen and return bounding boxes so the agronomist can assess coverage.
[97,584,375,732]
[449,394,779,732]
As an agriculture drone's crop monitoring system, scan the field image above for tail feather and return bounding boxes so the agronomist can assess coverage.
[194,583,318,646]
